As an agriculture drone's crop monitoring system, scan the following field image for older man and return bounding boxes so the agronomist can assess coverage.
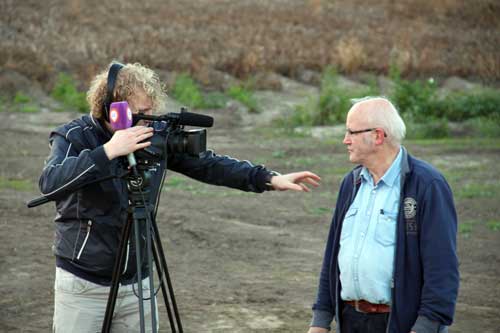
[308,97,459,333]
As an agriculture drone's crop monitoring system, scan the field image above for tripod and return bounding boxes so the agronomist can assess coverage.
[101,167,183,333]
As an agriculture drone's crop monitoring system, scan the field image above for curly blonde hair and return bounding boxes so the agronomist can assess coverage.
[87,61,167,119]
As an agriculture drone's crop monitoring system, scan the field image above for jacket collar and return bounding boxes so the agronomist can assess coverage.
[88,114,112,142]
[350,146,412,199]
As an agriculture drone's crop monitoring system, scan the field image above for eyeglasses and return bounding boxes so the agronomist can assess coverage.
[345,128,387,137]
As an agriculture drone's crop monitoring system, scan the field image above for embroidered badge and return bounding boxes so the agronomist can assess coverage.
[403,197,417,219]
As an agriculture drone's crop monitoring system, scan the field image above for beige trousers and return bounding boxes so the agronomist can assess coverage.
[53,267,159,333]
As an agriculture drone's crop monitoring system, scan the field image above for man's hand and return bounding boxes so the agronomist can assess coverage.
[307,327,329,333]
[270,171,320,192]
[104,126,154,160]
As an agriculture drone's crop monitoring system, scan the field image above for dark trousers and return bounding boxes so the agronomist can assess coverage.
[341,304,389,333]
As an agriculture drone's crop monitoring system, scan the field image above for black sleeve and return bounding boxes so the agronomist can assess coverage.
[167,150,272,193]
[38,132,115,201]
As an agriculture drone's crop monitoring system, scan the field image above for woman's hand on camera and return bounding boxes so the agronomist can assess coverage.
[104,126,154,160]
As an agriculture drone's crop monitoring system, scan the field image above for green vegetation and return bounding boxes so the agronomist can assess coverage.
[226,82,259,113]
[455,182,499,199]
[282,65,499,139]
[12,92,39,113]
[0,177,32,191]
[0,95,6,112]
[389,66,438,123]
[458,222,473,237]
[309,206,332,216]
[171,73,229,109]
[13,92,31,104]
[434,89,500,122]
[405,119,450,140]
[203,91,229,109]
[171,73,205,109]
[283,67,376,127]
[390,65,499,138]
[487,221,500,232]
[51,73,88,113]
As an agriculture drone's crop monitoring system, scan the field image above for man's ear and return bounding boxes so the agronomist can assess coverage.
[375,128,386,145]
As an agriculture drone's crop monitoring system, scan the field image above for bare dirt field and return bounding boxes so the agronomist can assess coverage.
[0,107,499,332]
[1,1,500,332]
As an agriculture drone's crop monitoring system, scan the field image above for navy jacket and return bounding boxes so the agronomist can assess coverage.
[39,115,274,285]
[312,148,459,333]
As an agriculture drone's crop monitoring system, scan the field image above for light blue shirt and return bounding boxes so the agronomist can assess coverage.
[338,148,403,305]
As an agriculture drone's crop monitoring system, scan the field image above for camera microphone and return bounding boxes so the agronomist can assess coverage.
[109,101,137,168]
[133,108,214,128]
[176,111,214,127]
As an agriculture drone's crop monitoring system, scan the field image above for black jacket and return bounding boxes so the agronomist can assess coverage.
[39,115,274,285]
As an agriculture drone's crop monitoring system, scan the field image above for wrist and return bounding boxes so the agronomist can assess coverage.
[265,171,281,191]
[103,143,115,160]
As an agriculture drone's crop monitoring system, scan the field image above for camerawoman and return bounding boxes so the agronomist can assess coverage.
[36,61,320,332]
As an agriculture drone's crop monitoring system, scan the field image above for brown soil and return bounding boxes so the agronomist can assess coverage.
[1,0,499,90]
[0,108,499,332]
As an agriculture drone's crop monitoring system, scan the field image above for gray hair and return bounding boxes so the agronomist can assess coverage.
[350,96,406,146]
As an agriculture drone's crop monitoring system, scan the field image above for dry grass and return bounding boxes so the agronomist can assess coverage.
[0,0,499,89]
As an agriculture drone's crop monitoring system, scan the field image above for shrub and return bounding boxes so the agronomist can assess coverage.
[14,92,31,104]
[435,89,500,122]
[203,91,229,109]
[283,67,376,126]
[405,118,450,139]
[227,82,259,113]
[462,117,500,138]
[170,73,205,109]
[390,65,438,122]
[12,92,39,113]
[171,73,230,109]
[51,73,88,113]
[0,96,6,112]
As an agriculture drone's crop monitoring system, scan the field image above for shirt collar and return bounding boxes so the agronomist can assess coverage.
[360,147,403,187]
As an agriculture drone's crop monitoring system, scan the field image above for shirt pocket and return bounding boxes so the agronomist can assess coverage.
[340,207,358,241]
[375,210,397,246]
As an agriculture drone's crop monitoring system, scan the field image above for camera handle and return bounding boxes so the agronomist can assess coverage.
[101,170,183,333]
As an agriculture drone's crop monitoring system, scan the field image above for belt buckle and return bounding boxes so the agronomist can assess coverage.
[354,300,366,313]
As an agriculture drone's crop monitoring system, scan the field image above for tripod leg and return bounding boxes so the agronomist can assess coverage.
[151,219,183,333]
[152,237,177,332]
[133,216,146,333]
[102,216,133,333]
[145,217,158,332]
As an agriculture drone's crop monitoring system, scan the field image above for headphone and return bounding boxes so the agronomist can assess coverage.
[102,62,124,121]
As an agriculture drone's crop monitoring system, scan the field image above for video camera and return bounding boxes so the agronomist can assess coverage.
[133,107,213,165]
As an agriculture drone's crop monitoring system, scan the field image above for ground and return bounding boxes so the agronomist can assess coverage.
[0,104,499,332]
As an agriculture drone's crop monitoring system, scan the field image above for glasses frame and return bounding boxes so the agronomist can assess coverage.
[345,128,387,137]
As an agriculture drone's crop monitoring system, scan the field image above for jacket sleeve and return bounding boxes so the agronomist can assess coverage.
[166,150,272,193]
[310,177,350,329]
[38,131,114,201]
[413,178,459,330]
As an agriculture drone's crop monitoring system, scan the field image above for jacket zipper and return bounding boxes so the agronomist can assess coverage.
[76,220,92,260]
[386,185,405,333]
